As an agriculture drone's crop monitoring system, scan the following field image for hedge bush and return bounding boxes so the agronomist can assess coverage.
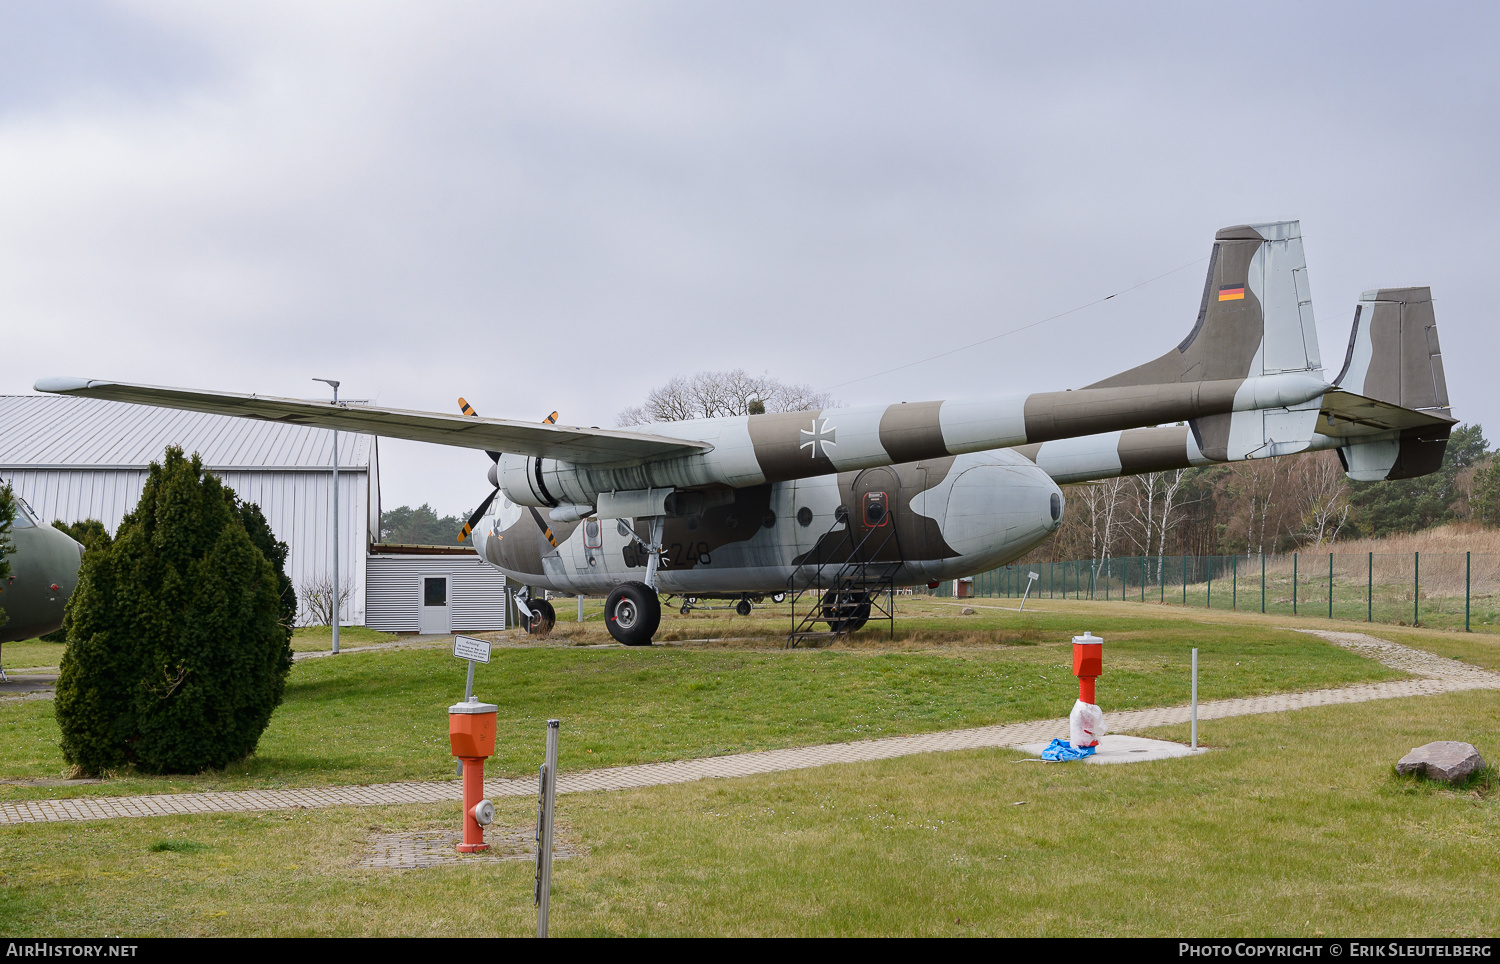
[55,447,294,775]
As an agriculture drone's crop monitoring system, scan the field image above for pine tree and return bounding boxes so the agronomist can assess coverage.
[54,448,293,775]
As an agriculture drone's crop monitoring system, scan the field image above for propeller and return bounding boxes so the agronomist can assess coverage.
[454,398,559,548]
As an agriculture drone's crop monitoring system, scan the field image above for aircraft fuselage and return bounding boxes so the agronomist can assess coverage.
[1,508,84,644]
[474,449,1063,595]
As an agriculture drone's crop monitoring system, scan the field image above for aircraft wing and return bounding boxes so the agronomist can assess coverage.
[34,377,713,466]
[1314,388,1456,439]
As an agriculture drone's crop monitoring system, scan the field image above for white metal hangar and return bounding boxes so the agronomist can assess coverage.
[0,395,506,631]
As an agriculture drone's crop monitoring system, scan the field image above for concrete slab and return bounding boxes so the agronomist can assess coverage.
[1016,734,1210,765]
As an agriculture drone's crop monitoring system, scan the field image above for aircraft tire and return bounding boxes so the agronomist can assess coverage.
[606,582,660,646]
[821,589,871,633]
[735,599,752,617]
[525,598,557,637]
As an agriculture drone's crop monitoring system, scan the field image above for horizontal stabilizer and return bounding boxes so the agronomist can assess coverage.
[32,377,714,467]
[1316,389,1454,439]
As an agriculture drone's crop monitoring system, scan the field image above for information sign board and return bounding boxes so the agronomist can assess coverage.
[453,635,492,664]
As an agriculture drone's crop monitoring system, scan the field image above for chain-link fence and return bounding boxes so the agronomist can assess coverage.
[945,552,1500,632]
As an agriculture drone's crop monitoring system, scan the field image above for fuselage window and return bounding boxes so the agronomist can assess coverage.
[797,507,813,527]
[584,518,602,548]
[1050,492,1062,522]
[863,492,888,527]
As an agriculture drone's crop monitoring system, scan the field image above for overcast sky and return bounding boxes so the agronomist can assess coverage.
[4,1,1495,517]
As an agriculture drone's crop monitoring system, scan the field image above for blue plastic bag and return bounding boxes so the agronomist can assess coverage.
[1039,738,1096,762]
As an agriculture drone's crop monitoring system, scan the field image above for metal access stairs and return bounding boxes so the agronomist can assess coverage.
[785,509,904,648]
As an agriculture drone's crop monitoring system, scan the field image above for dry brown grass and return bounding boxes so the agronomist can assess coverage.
[1331,522,1500,556]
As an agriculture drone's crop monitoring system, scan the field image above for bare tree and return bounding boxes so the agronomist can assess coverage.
[299,574,354,627]
[617,370,840,425]
[1154,468,1190,583]
[1296,450,1352,546]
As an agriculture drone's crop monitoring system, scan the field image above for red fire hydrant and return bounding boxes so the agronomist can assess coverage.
[1070,632,1105,748]
[449,698,498,853]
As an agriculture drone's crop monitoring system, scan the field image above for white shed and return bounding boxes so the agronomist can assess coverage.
[365,545,509,634]
[0,395,379,626]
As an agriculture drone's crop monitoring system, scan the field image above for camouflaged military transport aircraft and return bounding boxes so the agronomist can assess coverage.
[0,489,85,659]
[37,221,1456,646]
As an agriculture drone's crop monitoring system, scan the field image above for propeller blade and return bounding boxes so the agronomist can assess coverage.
[544,411,558,425]
[527,507,560,548]
[458,486,499,542]
[456,397,501,463]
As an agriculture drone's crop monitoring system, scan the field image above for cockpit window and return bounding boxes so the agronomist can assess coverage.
[9,494,36,528]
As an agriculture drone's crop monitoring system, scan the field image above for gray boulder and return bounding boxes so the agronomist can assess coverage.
[1396,741,1486,783]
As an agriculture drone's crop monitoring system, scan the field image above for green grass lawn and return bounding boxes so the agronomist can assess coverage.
[0,625,398,670]
[2,688,1495,937]
[0,639,66,672]
[0,607,1405,802]
[290,625,398,652]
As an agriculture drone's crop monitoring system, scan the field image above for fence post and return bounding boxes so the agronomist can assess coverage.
[1261,553,1266,614]
[1466,551,1471,633]
[1414,551,1420,627]
[1182,555,1187,606]
[1328,552,1333,620]
[1207,557,1212,609]
[1141,556,1146,603]
[1367,551,1373,623]
[1233,554,1237,610]
[1161,556,1165,604]
[1293,553,1298,616]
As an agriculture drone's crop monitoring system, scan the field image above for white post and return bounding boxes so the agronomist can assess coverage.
[577,595,583,623]
[1019,571,1039,611]
[536,719,560,938]
[315,378,342,654]
[1191,647,1198,750]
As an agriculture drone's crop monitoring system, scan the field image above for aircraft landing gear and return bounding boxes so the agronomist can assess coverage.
[735,599,752,617]
[821,588,871,633]
[606,581,661,646]
[525,598,556,637]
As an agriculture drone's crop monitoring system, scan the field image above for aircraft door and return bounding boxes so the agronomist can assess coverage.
[852,467,901,558]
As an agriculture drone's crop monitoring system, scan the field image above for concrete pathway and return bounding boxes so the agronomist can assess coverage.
[4,630,1497,826]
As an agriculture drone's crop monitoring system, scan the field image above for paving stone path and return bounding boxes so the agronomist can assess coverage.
[5,630,1497,826]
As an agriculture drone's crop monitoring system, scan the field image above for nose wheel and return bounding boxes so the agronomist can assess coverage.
[606,581,661,646]
[524,598,557,637]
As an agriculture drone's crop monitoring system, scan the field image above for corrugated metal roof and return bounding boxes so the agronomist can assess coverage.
[0,396,372,469]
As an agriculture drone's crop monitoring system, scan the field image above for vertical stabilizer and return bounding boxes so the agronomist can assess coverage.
[1089,220,1323,389]
[1088,221,1325,461]
[1334,286,1449,415]
[1329,286,1454,481]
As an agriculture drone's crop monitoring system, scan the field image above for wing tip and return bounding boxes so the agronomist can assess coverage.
[34,376,98,394]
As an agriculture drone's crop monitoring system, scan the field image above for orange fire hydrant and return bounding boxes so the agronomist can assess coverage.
[449,698,498,853]
[1072,631,1103,704]
[1070,631,1105,748]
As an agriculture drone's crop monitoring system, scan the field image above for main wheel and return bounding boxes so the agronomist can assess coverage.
[605,582,661,646]
[735,599,752,617]
[821,589,871,633]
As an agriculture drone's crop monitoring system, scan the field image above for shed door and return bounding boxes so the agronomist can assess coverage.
[418,576,451,634]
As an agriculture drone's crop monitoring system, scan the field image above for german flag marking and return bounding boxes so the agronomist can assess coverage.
[1218,285,1246,302]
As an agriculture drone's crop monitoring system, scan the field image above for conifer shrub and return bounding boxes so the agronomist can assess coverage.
[54,447,294,775]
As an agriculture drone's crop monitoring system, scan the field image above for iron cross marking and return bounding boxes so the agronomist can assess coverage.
[799,418,837,458]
